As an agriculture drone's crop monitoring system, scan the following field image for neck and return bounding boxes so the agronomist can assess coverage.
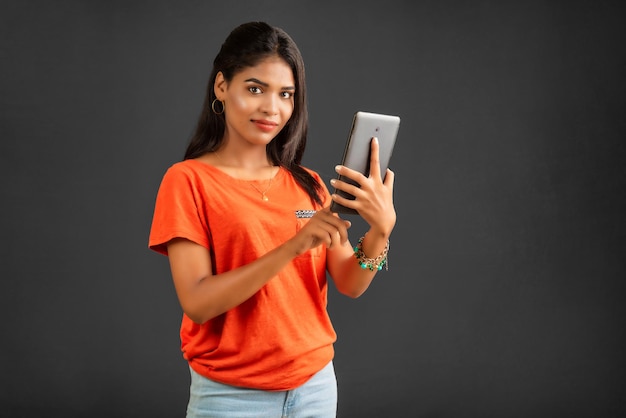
[217,140,272,171]
[211,145,277,182]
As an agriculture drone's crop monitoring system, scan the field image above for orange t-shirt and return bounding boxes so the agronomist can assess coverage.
[148,159,336,390]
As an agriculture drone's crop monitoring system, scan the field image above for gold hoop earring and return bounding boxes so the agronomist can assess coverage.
[211,99,225,115]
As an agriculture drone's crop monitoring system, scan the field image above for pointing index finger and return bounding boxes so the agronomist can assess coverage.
[369,137,381,179]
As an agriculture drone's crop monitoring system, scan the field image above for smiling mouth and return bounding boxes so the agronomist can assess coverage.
[253,120,278,131]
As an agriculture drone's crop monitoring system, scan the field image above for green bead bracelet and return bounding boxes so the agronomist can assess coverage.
[353,236,389,271]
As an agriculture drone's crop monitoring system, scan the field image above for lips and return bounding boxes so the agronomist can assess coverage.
[252,119,279,132]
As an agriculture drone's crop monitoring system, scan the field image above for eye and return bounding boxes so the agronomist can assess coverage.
[281,91,294,99]
[248,86,262,94]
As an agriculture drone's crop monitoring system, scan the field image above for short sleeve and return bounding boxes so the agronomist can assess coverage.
[148,164,210,256]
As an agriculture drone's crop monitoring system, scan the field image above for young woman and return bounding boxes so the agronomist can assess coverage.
[149,21,396,417]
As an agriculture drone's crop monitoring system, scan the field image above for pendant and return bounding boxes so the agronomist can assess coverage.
[262,194,269,201]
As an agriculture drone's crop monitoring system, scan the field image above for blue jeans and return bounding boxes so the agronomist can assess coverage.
[186,362,337,418]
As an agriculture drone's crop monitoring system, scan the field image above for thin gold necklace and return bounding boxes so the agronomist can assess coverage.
[214,151,275,201]
[248,172,274,201]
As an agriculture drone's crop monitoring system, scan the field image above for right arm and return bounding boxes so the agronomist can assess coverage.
[167,208,350,324]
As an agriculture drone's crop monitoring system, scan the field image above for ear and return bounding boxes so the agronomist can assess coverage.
[214,71,227,100]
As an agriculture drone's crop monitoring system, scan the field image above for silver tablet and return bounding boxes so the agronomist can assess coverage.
[330,111,400,215]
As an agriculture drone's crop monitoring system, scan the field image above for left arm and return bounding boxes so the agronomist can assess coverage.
[326,137,397,298]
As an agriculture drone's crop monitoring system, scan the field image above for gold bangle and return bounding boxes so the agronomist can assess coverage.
[354,236,389,271]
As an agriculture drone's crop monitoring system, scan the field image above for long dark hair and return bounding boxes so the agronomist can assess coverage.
[184,21,323,206]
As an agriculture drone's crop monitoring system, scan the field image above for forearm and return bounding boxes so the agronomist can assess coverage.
[325,137,397,296]
[327,228,391,298]
[170,209,351,324]
[173,240,300,324]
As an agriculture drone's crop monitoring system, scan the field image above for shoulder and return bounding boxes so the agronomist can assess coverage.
[161,159,216,183]
[163,159,200,177]
[156,160,219,197]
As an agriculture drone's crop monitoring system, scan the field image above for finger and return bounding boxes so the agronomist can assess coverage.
[340,220,351,243]
[324,217,350,247]
[317,206,333,216]
[383,168,395,189]
[335,164,367,186]
[330,178,364,199]
[329,228,342,249]
[318,208,352,232]
[368,137,382,180]
[331,192,359,212]
[330,216,351,245]
[307,222,332,248]
[316,220,343,249]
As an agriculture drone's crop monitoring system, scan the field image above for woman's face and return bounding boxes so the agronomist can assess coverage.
[215,56,296,148]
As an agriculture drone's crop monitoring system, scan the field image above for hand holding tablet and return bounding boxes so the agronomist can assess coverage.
[330,111,400,215]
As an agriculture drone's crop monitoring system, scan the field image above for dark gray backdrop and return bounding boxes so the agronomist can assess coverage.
[2,1,625,417]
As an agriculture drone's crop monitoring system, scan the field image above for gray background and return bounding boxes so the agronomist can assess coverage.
[1,1,625,417]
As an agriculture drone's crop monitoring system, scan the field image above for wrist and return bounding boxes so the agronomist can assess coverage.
[354,236,390,271]
[283,236,308,257]
[368,211,396,239]
[367,223,395,240]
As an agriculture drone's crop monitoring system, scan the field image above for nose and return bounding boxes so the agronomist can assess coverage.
[260,94,279,115]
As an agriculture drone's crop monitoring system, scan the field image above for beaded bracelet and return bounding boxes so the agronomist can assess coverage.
[354,236,389,271]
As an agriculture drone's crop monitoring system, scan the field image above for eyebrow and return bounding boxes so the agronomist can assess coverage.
[244,78,295,91]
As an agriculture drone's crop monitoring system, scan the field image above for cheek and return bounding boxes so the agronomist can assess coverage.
[228,94,251,114]
[282,101,295,120]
